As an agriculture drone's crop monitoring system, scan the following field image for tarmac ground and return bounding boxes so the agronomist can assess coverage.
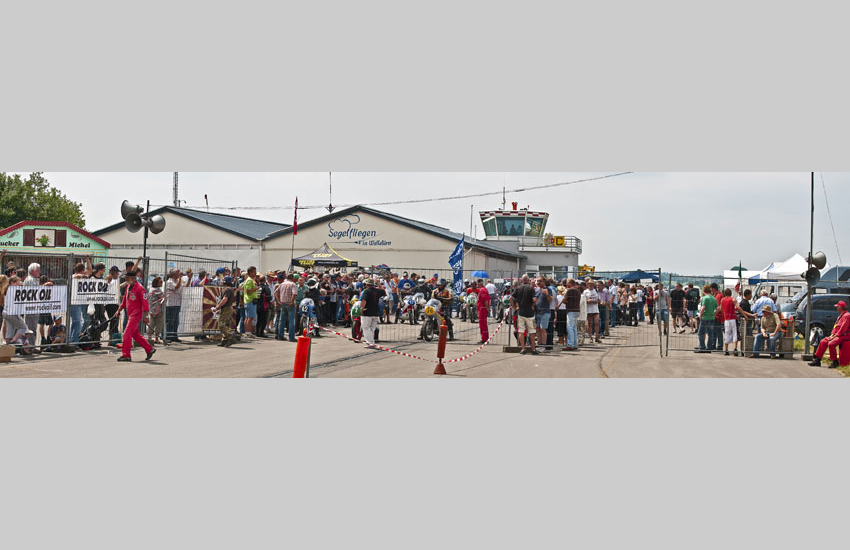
[0,317,841,378]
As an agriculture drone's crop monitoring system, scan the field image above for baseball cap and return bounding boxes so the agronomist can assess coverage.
[216,268,226,275]
[53,315,63,321]
[836,301,847,309]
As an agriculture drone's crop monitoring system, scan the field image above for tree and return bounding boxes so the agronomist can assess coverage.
[0,172,85,229]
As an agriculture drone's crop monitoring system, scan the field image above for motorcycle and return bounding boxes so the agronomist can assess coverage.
[464,292,479,323]
[350,298,363,341]
[397,294,418,325]
[420,298,444,342]
[298,298,320,337]
[350,297,379,343]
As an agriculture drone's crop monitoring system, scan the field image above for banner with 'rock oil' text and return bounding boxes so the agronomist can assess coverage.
[4,285,67,315]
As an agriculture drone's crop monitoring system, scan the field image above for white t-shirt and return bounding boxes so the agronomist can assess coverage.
[636,289,644,302]
[579,293,588,321]
[584,288,600,315]
[556,294,566,310]
[485,283,496,295]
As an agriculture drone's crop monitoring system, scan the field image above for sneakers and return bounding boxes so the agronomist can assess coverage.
[146,348,156,361]
[520,349,527,355]
[531,349,540,356]
[724,351,730,356]
[117,356,131,362]
[733,350,739,357]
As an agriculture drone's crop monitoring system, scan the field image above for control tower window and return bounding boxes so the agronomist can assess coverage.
[482,217,498,237]
[525,217,544,237]
[497,217,524,237]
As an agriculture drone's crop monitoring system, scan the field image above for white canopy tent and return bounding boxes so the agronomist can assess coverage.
[748,254,810,283]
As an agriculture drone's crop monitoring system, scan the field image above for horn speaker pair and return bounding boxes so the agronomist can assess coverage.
[121,201,166,235]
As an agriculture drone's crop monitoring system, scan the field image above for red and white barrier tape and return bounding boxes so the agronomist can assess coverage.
[445,318,506,364]
[308,316,506,366]
[309,324,438,363]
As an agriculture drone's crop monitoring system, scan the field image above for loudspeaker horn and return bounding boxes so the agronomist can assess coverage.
[808,251,827,270]
[124,212,144,233]
[147,215,166,235]
[121,200,144,220]
[803,268,821,287]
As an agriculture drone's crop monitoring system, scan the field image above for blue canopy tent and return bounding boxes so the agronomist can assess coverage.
[621,270,659,283]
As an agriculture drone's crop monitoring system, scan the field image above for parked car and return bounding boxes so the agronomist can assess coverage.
[793,293,850,337]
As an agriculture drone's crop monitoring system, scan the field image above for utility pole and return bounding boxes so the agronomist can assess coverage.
[173,172,179,207]
[804,172,815,359]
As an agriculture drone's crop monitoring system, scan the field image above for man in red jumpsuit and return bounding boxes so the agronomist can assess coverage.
[477,279,491,345]
[115,270,156,362]
[808,301,850,368]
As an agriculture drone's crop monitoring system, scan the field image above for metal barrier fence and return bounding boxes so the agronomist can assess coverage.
[1,251,240,352]
[662,274,800,358]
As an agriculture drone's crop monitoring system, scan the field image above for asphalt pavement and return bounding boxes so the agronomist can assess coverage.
[0,319,841,378]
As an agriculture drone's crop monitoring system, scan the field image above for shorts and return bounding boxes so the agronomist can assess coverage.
[38,313,52,325]
[656,309,670,324]
[244,302,258,319]
[517,316,536,334]
[671,307,684,318]
[535,311,551,330]
[688,310,698,318]
[724,319,739,344]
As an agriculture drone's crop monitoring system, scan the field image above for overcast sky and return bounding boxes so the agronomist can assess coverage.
[25,172,850,274]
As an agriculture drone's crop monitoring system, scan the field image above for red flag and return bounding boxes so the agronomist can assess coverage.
[293,197,298,236]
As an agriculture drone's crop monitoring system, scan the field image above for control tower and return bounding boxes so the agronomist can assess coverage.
[479,202,582,279]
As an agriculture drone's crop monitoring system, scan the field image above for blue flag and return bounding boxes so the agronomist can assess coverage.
[449,236,465,296]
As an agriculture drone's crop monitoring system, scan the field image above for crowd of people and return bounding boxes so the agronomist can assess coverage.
[4,248,843,365]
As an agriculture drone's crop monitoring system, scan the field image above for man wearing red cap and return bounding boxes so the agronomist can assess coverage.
[808,301,850,368]
[114,270,156,362]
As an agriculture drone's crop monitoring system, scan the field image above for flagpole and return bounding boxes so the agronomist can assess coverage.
[290,197,298,270]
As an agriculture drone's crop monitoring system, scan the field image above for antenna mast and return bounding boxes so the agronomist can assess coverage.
[173,172,179,207]
[327,172,335,214]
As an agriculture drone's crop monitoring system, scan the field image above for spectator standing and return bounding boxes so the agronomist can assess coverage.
[670,283,687,333]
[628,287,639,327]
[637,285,645,322]
[697,285,718,352]
[555,285,567,345]
[686,283,701,333]
[212,277,236,347]
[584,279,600,343]
[607,279,618,329]
[486,280,497,318]
[255,275,273,338]
[562,279,581,351]
[597,281,610,337]
[578,281,589,343]
[276,274,298,342]
[69,261,92,350]
[241,267,259,338]
[533,278,552,351]
[645,285,655,325]
[359,279,386,349]
[655,283,670,335]
[510,275,538,355]
[146,277,165,345]
[477,279,491,344]
[165,269,184,343]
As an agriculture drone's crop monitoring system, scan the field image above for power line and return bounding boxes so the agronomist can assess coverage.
[155,172,635,211]
[819,173,843,264]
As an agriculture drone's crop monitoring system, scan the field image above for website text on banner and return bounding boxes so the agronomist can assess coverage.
[70,278,120,305]
[4,286,67,315]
